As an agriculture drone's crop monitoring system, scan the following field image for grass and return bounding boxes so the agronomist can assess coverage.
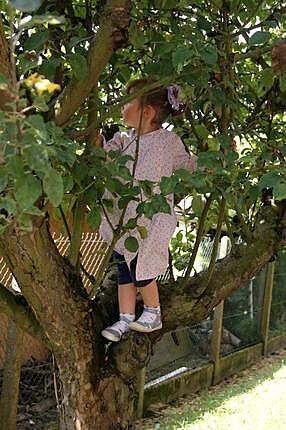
[139,348,286,430]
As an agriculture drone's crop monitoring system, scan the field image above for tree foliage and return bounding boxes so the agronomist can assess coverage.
[0,0,286,428]
[0,0,285,259]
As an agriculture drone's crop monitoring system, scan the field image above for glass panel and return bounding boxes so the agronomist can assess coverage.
[270,250,286,337]
[222,267,266,355]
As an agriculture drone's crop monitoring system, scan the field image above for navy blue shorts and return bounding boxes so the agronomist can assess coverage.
[112,251,154,288]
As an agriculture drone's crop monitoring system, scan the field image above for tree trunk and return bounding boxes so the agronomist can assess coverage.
[0,320,23,430]
[0,218,152,429]
[0,205,283,429]
[54,331,151,429]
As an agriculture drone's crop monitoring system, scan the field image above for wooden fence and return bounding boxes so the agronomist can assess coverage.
[143,260,286,413]
[1,232,286,428]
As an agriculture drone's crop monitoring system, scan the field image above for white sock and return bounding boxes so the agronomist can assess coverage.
[144,305,161,314]
[120,313,135,322]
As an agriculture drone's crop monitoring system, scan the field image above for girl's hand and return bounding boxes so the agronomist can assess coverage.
[95,131,104,147]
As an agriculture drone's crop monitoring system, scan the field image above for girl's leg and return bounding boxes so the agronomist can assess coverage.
[139,280,160,307]
[118,282,137,314]
[129,280,162,333]
[101,286,136,342]
[101,253,136,342]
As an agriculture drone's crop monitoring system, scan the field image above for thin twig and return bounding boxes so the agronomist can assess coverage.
[224,206,236,252]
[59,205,71,241]
[205,196,226,288]
[183,194,214,282]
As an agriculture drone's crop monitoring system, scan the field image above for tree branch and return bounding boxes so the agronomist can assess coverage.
[0,219,94,355]
[54,0,131,126]
[95,205,281,340]
[160,205,280,333]
[0,283,50,347]
[0,13,13,111]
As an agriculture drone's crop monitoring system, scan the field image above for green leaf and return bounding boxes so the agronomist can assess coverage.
[197,15,212,32]
[102,198,113,213]
[195,124,209,139]
[106,178,124,194]
[24,206,44,216]
[0,197,17,215]
[258,172,286,200]
[124,236,139,252]
[15,174,42,209]
[68,53,88,80]
[174,169,193,182]
[249,31,271,46]
[149,195,171,215]
[63,176,74,193]
[137,225,148,239]
[172,46,193,68]
[33,95,49,112]
[18,55,38,74]
[207,137,220,151]
[7,156,25,181]
[160,176,177,195]
[39,58,62,80]
[24,31,48,52]
[19,14,65,29]
[18,213,33,231]
[118,195,137,210]
[125,218,138,229]
[87,207,102,230]
[117,166,132,181]
[10,0,43,12]
[130,29,146,49]
[139,180,153,198]
[26,114,47,139]
[192,195,205,214]
[261,68,275,88]
[201,46,218,65]
[258,172,280,188]
[43,169,63,207]
[272,182,286,200]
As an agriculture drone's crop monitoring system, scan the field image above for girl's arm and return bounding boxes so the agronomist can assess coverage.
[173,135,197,173]
[102,131,125,153]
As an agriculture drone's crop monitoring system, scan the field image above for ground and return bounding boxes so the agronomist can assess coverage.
[137,348,286,429]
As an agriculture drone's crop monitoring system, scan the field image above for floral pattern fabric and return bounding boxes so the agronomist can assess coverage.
[99,128,197,280]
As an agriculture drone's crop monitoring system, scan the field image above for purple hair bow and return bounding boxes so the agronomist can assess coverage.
[167,84,185,112]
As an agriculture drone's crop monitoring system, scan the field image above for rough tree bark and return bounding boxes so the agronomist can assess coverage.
[1,2,286,429]
[0,203,283,429]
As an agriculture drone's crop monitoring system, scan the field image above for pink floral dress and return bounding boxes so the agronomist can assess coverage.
[99,128,197,280]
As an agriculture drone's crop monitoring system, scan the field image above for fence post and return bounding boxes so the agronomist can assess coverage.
[0,319,23,430]
[211,300,224,385]
[261,261,275,356]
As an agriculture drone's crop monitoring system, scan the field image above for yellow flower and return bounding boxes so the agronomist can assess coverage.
[25,73,41,87]
[25,73,61,95]
[47,82,61,94]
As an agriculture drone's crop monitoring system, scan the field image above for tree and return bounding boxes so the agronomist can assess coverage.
[0,0,286,428]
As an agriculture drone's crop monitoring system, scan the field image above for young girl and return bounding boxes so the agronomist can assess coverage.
[100,78,197,342]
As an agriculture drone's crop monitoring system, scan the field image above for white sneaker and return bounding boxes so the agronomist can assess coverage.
[129,307,162,333]
[101,317,131,342]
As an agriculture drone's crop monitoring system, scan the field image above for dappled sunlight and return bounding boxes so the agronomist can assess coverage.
[141,351,286,430]
[178,363,286,429]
